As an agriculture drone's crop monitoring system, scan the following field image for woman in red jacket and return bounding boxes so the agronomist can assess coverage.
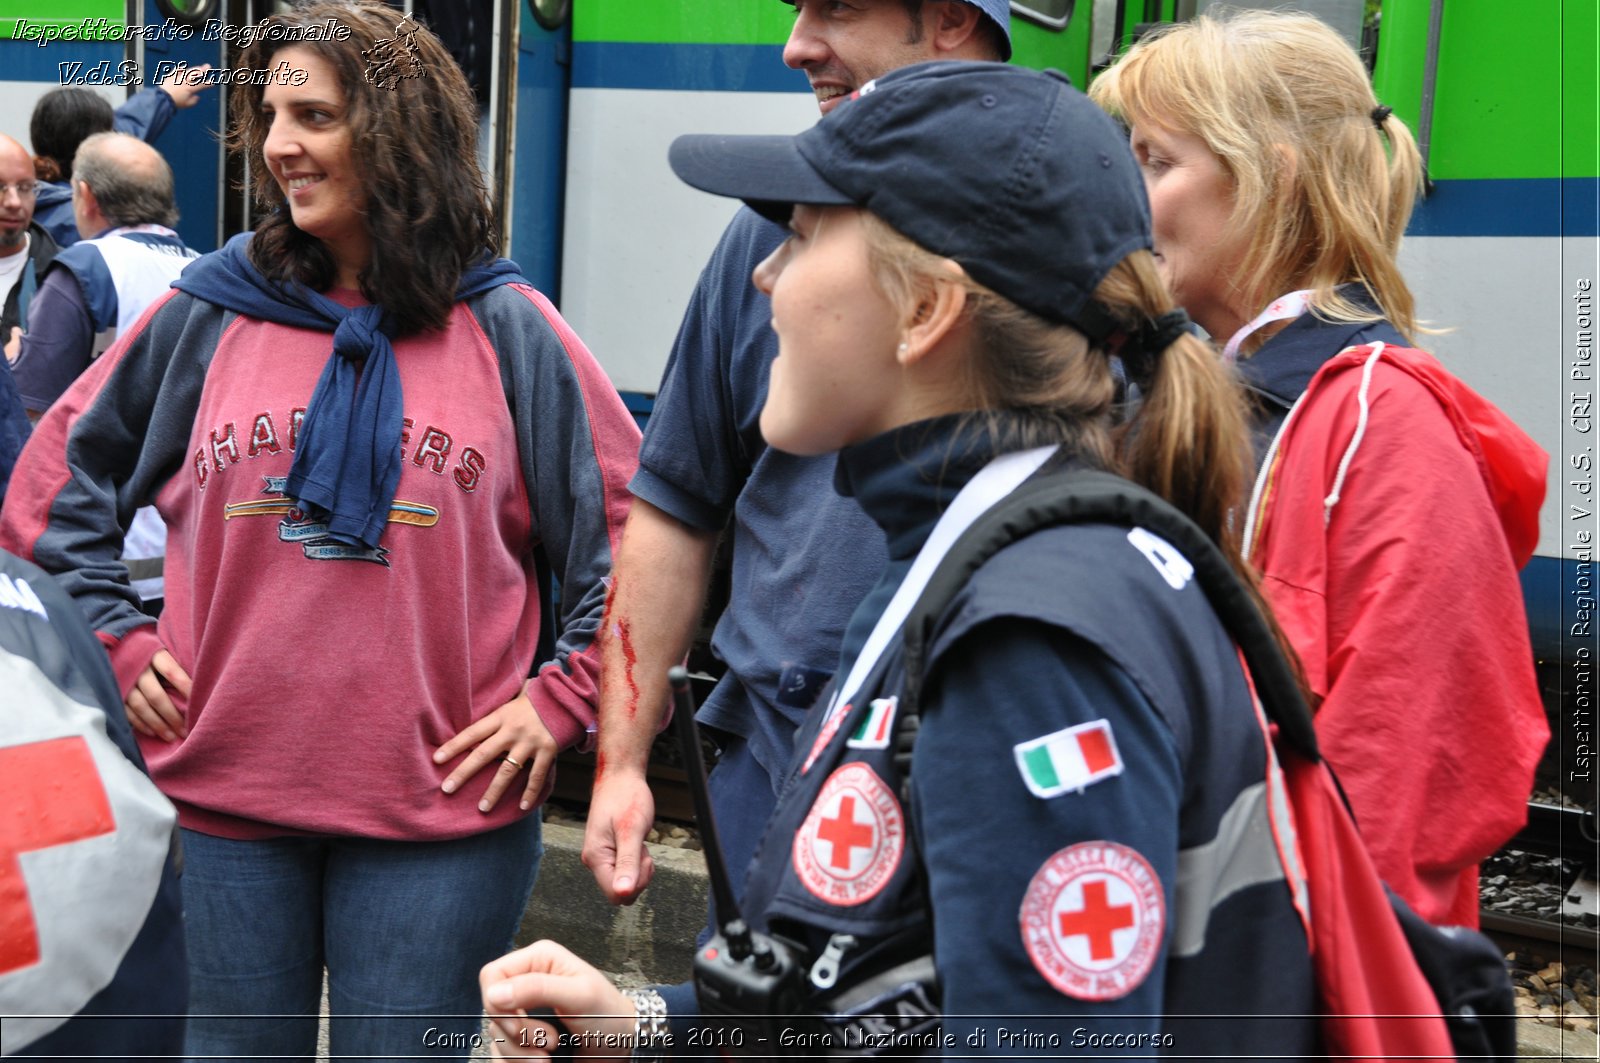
[1092,9,1548,927]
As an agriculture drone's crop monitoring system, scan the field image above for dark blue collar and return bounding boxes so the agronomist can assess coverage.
[1235,292,1407,413]
[835,414,1014,561]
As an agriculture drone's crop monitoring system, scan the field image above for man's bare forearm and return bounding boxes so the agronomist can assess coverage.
[594,498,718,781]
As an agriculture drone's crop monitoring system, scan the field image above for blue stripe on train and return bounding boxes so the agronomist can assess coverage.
[572,41,804,94]
[0,40,125,83]
[620,390,654,433]
[1410,178,1598,238]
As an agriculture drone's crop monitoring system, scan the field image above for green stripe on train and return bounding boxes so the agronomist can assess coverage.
[1374,0,1596,180]
[1,1,121,40]
[574,3,793,44]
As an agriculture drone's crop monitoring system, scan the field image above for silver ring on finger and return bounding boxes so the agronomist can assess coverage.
[502,755,525,771]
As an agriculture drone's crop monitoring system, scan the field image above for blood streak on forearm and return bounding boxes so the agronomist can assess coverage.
[599,577,642,720]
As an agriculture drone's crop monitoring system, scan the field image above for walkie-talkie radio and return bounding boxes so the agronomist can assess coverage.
[668,668,816,1047]
[669,670,945,1056]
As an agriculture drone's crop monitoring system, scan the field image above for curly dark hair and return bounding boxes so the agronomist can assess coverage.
[226,0,495,334]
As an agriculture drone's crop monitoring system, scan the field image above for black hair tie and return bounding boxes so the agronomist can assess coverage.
[1121,308,1192,389]
[1136,308,1192,354]
[1371,104,1393,130]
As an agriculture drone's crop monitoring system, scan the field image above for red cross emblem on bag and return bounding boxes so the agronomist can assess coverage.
[0,738,115,974]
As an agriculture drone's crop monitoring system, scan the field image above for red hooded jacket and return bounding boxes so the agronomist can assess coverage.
[1242,331,1548,927]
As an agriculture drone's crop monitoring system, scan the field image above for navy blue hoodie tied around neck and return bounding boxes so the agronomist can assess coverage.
[173,232,528,549]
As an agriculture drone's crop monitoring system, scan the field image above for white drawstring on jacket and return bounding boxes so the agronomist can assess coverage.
[1323,342,1387,524]
[1242,341,1388,559]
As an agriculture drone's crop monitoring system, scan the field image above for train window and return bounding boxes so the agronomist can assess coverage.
[1011,0,1075,29]
[1174,0,1364,50]
[155,0,221,27]
[527,0,570,31]
[1089,0,1118,66]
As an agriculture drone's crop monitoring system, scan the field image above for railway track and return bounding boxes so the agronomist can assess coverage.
[1513,801,1599,865]
[1482,905,1599,1032]
[1482,910,1599,970]
[550,749,698,824]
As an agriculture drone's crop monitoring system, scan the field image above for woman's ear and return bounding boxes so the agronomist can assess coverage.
[898,260,969,366]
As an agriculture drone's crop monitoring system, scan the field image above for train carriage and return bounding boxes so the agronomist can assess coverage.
[0,0,1592,672]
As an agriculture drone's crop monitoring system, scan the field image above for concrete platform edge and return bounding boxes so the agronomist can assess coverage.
[518,820,709,988]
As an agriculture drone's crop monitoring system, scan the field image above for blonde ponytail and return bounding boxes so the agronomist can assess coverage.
[1096,250,1311,692]
[1095,252,1252,557]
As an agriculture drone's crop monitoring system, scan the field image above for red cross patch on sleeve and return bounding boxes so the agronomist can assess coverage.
[793,762,905,906]
[1018,841,1165,1001]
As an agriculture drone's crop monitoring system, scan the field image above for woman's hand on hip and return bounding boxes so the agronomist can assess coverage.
[435,690,557,813]
[125,649,192,742]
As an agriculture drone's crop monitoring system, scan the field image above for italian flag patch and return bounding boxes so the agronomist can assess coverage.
[846,697,897,750]
[1014,719,1123,798]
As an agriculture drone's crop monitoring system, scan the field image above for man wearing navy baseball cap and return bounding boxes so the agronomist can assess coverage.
[585,0,1010,922]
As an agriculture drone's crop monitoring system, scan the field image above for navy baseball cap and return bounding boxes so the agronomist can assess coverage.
[960,0,1011,52]
[780,0,1012,60]
[962,0,1013,57]
[669,61,1152,336]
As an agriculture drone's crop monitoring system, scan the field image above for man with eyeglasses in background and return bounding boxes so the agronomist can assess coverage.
[0,133,55,502]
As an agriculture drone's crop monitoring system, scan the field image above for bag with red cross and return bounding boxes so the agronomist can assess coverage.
[0,547,187,1056]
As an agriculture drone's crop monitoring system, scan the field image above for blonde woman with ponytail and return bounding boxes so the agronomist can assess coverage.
[481,62,1319,1053]
[1093,10,1548,928]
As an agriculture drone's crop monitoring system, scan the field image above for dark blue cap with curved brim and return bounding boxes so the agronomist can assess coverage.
[668,61,1153,338]
[667,132,856,227]
[962,0,1013,57]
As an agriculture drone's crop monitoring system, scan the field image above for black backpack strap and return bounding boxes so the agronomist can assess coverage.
[894,466,1320,780]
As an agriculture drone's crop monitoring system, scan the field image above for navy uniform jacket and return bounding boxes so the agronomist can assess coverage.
[1235,288,1407,461]
[733,417,1317,1056]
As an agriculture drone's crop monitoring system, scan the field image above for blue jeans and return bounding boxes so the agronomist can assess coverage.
[180,814,541,1063]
